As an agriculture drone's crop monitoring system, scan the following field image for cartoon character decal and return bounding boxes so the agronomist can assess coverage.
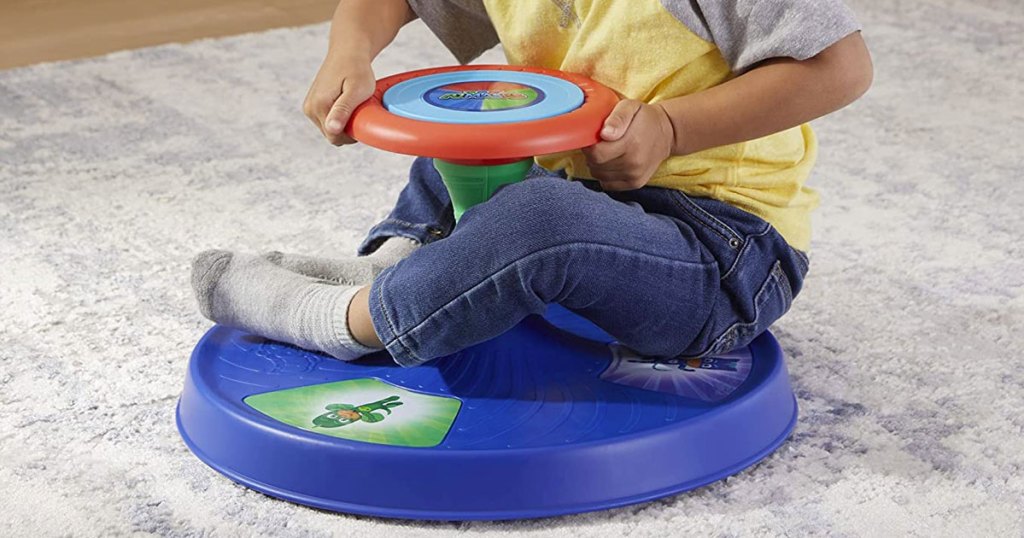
[627,357,740,373]
[244,378,461,447]
[601,344,753,402]
[311,396,404,428]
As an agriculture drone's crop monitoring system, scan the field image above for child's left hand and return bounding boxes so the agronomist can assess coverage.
[582,100,675,191]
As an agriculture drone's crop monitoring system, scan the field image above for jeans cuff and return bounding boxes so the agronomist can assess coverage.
[357,218,449,256]
[367,266,426,368]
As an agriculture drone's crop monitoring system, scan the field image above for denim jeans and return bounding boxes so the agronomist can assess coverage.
[359,157,810,367]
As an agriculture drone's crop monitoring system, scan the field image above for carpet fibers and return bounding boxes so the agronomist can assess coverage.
[1,0,1022,535]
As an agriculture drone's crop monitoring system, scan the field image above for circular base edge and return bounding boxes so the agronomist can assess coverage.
[176,396,798,521]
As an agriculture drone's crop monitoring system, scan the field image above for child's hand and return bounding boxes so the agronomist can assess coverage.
[582,100,675,191]
[303,55,376,146]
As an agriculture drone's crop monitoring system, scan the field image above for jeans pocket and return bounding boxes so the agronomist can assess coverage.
[669,191,744,248]
[704,260,794,356]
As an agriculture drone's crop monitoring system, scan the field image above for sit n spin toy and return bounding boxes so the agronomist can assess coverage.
[347,65,619,220]
[177,65,799,520]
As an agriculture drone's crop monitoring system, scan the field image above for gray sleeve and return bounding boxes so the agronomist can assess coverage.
[406,0,499,64]
[661,0,862,73]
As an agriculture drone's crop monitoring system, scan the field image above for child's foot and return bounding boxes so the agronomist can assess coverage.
[191,250,381,361]
[262,237,419,285]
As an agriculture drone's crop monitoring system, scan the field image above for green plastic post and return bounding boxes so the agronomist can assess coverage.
[432,158,534,222]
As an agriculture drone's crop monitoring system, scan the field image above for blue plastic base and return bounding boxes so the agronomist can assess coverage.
[176,305,797,521]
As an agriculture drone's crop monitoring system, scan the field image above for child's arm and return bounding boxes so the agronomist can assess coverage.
[661,32,874,156]
[303,0,415,145]
[584,32,873,191]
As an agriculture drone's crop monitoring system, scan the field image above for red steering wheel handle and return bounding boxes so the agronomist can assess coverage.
[346,65,619,162]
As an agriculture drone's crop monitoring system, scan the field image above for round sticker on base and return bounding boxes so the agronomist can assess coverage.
[423,81,546,112]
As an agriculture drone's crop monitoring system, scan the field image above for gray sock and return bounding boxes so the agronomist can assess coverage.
[263,237,419,285]
[191,250,380,361]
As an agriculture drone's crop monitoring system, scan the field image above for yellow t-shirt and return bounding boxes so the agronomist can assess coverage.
[408,0,861,251]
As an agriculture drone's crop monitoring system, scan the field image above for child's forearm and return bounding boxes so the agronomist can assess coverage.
[658,32,874,156]
[326,0,415,63]
[305,0,414,145]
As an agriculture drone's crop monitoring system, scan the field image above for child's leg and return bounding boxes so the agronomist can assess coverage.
[355,157,463,256]
[262,237,418,285]
[191,158,564,360]
[195,165,806,367]
[193,176,717,365]
[361,177,723,367]
[261,157,561,283]
[257,158,451,284]
[192,251,379,360]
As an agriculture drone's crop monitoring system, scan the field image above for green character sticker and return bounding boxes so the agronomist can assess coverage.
[311,396,404,428]
[244,378,461,447]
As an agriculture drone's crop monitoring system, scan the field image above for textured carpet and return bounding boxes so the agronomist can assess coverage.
[1,0,1022,536]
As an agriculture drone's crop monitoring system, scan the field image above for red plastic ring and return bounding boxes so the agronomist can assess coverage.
[346,65,618,161]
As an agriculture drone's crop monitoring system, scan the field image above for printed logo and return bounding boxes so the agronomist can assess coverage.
[424,81,546,112]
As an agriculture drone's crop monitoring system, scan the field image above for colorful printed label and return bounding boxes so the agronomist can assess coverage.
[244,378,461,447]
[601,344,753,402]
[423,81,546,112]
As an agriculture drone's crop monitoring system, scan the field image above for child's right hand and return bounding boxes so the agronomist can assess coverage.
[303,55,376,146]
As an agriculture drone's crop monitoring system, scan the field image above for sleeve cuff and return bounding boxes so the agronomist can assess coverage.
[406,0,500,64]
[729,1,864,72]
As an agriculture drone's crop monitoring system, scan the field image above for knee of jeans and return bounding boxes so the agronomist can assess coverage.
[410,157,442,182]
[481,178,602,233]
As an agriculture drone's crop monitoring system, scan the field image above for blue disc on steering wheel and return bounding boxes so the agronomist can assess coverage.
[382,70,585,125]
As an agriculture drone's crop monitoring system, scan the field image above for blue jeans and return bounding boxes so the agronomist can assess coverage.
[359,158,810,367]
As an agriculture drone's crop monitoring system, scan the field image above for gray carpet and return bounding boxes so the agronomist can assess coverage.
[1,0,1022,535]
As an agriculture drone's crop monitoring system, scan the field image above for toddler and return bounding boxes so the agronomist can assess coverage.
[192,0,872,366]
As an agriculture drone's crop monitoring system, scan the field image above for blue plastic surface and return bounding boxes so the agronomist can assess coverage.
[382,71,585,125]
[176,305,798,520]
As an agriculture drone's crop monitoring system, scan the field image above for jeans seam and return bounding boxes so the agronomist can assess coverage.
[669,191,742,244]
[386,218,427,229]
[360,217,451,256]
[720,225,773,281]
[774,262,794,305]
[368,218,434,235]
[698,260,788,358]
[394,241,717,348]
[374,267,423,364]
[793,248,810,274]
[759,263,784,308]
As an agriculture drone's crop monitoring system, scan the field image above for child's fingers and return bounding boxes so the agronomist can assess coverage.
[582,137,628,166]
[324,95,353,134]
[592,164,648,191]
[323,77,375,145]
[302,89,339,139]
[600,99,643,141]
[589,101,648,187]
[583,138,632,188]
[587,149,653,191]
